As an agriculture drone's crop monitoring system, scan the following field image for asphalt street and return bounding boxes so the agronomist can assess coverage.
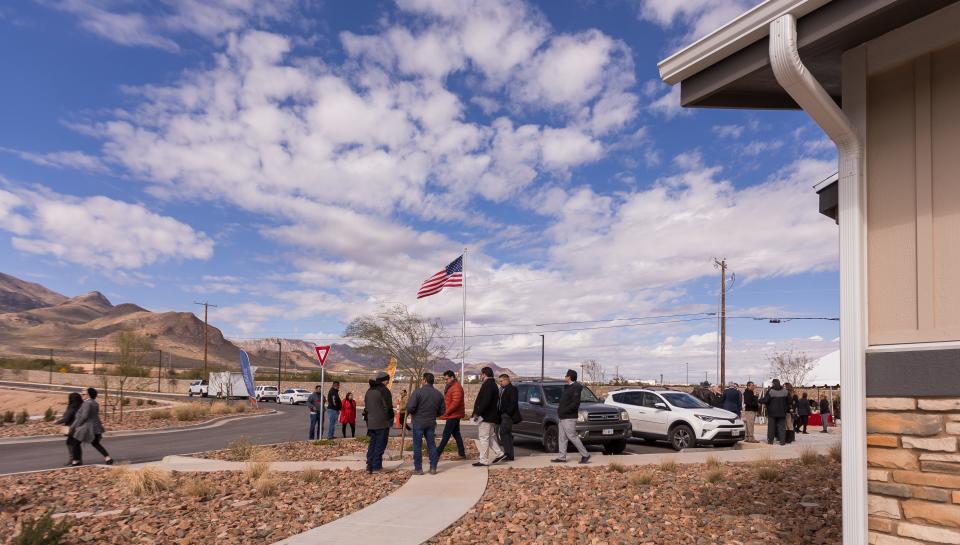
[0,390,683,475]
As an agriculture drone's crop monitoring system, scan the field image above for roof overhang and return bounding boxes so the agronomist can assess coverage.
[658,0,959,109]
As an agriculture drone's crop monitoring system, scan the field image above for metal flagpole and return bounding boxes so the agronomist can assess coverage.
[461,247,467,382]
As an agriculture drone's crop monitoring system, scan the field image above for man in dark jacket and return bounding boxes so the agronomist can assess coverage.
[760,379,789,445]
[819,395,832,433]
[406,373,445,475]
[721,382,742,417]
[497,374,520,461]
[552,369,590,464]
[797,391,811,434]
[742,382,760,443]
[307,385,324,440]
[472,366,505,466]
[364,372,394,473]
[326,381,342,440]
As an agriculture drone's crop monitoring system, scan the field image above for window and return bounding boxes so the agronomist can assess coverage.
[612,392,643,406]
[518,385,532,402]
[542,386,563,404]
[662,392,710,409]
[642,392,665,409]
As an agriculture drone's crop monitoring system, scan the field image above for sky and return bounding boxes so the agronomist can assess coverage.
[0,0,841,383]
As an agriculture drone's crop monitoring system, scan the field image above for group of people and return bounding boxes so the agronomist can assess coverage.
[692,380,833,445]
[306,381,357,440]
[56,387,113,467]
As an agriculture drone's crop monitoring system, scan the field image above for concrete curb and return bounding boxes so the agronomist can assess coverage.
[142,454,399,472]
[0,410,278,445]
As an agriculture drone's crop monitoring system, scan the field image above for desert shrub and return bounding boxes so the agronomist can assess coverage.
[628,471,653,486]
[800,448,819,465]
[120,398,130,406]
[830,444,841,462]
[757,465,780,482]
[227,437,256,461]
[244,460,270,481]
[254,474,278,497]
[43,408,56,422]
[13,510,72,545]
[173,404,208,421]
[704,469,724,483]
[705,456,723,470]
[3,410,13,423]
[16,410,28,425]
[301,468,322,483]
[183,475,212,499]
[135,399,144,407]
[233,404,246,413]
[116,466,173,496]
[148,409,171,420]
[209,402,233,416]
[147,399,157,406]
[607,462,628,474]
[660,459,678,472]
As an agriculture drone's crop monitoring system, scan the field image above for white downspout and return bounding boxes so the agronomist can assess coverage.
[769,13,867,545]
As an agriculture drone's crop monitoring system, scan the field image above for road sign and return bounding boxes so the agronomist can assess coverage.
[314,345,330,367]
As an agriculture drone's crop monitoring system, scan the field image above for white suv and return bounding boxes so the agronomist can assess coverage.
[605,388,745,450]
[254,385,279,402]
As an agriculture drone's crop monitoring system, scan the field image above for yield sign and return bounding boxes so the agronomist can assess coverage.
[314,345,331,367]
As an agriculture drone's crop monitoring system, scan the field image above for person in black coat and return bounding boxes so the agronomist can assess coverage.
[55,392,83,466]
[760,379,789,445]
[497,374,521,461]
[796,392,811,434]
[471,367,505,466]
[552,369,590,464]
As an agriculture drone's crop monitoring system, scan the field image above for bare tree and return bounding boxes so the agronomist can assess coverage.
[768,349,816,386]
[581,359,606,385]
[344,305,455,390]
[113,330,153,421]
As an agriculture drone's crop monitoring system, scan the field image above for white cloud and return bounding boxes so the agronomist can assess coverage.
[648,85,688,119]
[637,0,762,42]
[742,140,784,156]
[1,147,108,173]
[712,124,744,139]
[0,183,212,269]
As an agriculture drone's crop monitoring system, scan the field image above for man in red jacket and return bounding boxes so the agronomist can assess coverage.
[436,369,466,459]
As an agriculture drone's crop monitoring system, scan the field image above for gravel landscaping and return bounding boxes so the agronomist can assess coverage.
[2,466,408,544]
[430,457,841,545]
[198,435,481,462]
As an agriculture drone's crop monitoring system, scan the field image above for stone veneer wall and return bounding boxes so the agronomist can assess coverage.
[866,397,960,544]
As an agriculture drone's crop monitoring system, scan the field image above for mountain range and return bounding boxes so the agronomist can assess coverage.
[0,272,514,377]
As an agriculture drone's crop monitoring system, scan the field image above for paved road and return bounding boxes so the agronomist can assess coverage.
[0,387,686,474]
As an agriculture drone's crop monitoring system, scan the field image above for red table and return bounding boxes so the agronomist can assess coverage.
[808,413,833,427]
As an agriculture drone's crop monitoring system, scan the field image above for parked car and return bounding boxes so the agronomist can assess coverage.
[514,381,631,455]
[254,385,280,402]
[605,388,745,451]
[187,380,208,397]
[278,388,310,405]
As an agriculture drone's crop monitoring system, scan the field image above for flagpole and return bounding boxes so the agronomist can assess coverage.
[461,247,467,383]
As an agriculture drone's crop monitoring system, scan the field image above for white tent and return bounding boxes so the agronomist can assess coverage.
[805,349,841,386]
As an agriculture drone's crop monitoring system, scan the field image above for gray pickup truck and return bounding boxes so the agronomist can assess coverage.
[514,381,632,454]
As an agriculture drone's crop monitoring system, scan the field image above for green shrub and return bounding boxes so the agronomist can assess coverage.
[13,510,72,545]
[43,408,56,422]
[355,435,370,444]
[147,399,158,406]
[16,410,29,425]
[135,399,144,407]
[120,398,131,406]
[4,410,14,423]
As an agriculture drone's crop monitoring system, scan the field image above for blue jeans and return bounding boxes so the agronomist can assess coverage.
[326,409,340,439]
[412,424,438,472]
[366,428,390,471]
[308,412,322,440]
[437,418,465,457]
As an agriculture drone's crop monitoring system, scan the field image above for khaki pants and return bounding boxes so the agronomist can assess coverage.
[477,422,503,465]
[557,418,589,459]
[743,410,757,441]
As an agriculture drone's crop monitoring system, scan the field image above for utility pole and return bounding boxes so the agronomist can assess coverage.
[88,337,99,375]
[684,362,689,385]
[539,334,545,382]
[713,258,735,387]
[193,301,218,379]
[276,339,282,392]
[157,349,163,392]
[660,373,664,385]
[49,348,54,383]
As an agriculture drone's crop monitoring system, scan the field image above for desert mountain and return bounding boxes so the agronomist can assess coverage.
[0,273,514,376]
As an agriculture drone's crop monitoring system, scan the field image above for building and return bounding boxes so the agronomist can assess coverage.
[659,1,960,543]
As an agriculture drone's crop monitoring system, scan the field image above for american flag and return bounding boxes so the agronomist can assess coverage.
[417,255,463,299]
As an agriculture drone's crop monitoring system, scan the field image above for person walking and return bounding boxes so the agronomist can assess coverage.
[437,370,466,459]
[797,391,811,434]
[497,374,520,462]
[325,381,342,440]
[406,373,445,475]
[339,392,357,438]
[472,366,505,467]
[363,372,394,474]
[742,382,760,443]
[760,379,789,445]
[307,385,324,440]
[551,369,591,464]
[70,388,113,465]
[721,382,742,417]
[56,392,83,466]
[819,395,832,433]
[784,383,797,444]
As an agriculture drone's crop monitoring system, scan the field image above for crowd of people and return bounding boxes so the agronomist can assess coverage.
[690,380,833,445]
[55,387,113,467]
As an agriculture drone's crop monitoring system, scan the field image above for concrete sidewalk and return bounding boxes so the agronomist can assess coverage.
[271,461,486,545]
[137,454,404,472]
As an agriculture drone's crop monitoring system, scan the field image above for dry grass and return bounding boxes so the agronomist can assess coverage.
[829,443,841,462]
[115,465,173,496]
[148,409,171,421]
[705,456,723,470]
[300,468,322,483]
[607,462,628,474]
[627,470,654,486]
[660,459,678,472]
[757,465,781,482]
[244,460,270,481]
[233,404,247,413]
[173,404,208,421]
[800,448,820,465]
[253,474,279,496]
[209,402,233,415]
[183,475,212,499]
[227,437,256,461]
[704,468,724,483]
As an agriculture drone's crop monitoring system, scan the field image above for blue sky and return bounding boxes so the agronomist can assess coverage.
[0,0,840,381]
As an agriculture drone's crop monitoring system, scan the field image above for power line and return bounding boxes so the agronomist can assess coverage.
[534,312,716,327]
